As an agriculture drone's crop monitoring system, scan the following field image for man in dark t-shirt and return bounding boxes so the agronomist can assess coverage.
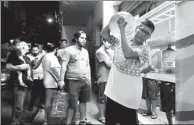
[6,38,32,125]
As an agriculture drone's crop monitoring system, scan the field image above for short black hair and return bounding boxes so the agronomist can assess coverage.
[141,19,155,33]
[31,43,39,49]
[12,38,21,46]
[46,42,56,52]
[72,31,86,43]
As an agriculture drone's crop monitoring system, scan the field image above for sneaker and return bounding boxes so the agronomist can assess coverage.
[79,119,93,125]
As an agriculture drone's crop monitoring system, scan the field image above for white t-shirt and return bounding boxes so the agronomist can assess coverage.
[42,53,61,88]
[26,53,44,80]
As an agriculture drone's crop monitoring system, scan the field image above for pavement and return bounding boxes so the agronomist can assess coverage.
[1,86,174,125]
[1,86,103,125]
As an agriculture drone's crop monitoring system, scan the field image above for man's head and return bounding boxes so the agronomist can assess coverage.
[102,39,112,49]
[59,39,68,49]
[134,19,155,45]
[72,31,87,47]
[31,44,40,56]
[46,42,56,53]
[38,44,44,52]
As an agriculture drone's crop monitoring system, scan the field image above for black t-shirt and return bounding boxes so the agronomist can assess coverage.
[7,50,31,86]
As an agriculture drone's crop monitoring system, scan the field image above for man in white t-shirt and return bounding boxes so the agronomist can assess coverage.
[42,43,63,124]
[101,18,155,125]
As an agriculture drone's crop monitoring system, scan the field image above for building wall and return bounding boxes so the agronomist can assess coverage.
[61,25,89,48]
[102,1,118,28]
[175,1,194,40]
[175,1,194,124]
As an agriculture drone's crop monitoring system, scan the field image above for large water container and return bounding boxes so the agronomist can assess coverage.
[161,44,176,74]
[109,11,136,42]
[46,91,70,124]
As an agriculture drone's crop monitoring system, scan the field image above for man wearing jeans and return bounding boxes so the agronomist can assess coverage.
[6,39,31,125]
[26,44,45,112]
[59,31,92,125]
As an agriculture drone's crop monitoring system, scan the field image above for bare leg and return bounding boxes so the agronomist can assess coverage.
[145,99,152,113]
[17,71,27,87]
[151,100,157,119]
[79,103,87,121]
[98,103,105,119]
[166,111,172,125]
[66,108,76,124]
[151,100,157,115]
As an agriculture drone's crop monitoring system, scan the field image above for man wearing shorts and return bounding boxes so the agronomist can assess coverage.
[160,82,175,125]
[142,78,159,119]
[96,39,112,123]
[59,31,91,125]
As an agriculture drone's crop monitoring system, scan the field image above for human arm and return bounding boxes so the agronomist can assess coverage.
[18,55,26,63]
[50,56,63,89]
[96,51,112,68]
[139,47,154,73]
[6,53,29,71]
[117,17,139,59]
[58,49,70,88]
[6,63,29,71]
[86,52,91,81]
[31,56,44,69]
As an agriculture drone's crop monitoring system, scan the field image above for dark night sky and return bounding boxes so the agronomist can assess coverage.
[2,1,60,44]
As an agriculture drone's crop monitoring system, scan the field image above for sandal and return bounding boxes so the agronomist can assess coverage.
[141,112,152,116]
[151,114,157,119]
[98,118,105,124]
[20,83,28,88]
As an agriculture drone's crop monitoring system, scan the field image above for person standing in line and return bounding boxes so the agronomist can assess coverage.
[56,39,68,64]
[142,78,159,119]
[6,38,32,125]
[59,31,92,125]
[41,42,64,124]
[95,39,113,123]
[38,43,46,56]
[26,43,45,113]
[101,17,155,125]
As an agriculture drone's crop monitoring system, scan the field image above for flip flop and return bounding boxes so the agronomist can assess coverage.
[151,114,157,119]
[98,118,105,124]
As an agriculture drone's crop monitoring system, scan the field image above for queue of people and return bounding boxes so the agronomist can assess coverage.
[4,14,174,125]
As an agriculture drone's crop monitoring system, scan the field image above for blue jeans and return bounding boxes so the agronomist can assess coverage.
[11,86,28,124]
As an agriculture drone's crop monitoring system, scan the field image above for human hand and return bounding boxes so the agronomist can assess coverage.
[58,80,65,89]
[141,66,155,74]
[32,58,38,64]
[117,17,127,30]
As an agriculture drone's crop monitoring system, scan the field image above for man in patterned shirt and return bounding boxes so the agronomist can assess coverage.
[101,17,155,125]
